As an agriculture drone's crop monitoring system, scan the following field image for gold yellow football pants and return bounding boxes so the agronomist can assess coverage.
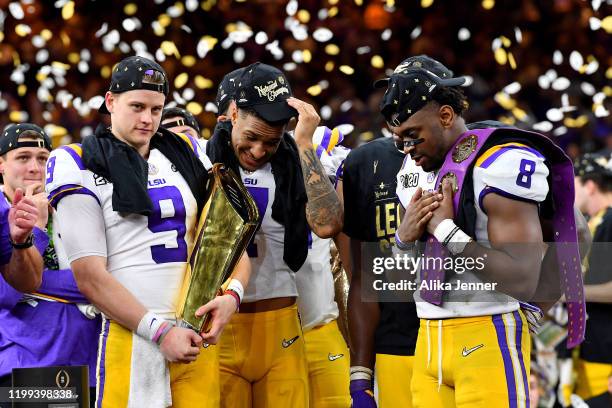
[218,304,309,408]
[411,311,531,408]
[574,359,612,400]
[375,353,415,408]
[303,320,350,407]
[96,319,220,408]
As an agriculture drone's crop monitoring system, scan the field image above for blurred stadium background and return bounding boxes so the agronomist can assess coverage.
[0,0,609,154]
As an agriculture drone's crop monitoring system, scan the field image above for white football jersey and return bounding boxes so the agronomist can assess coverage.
[396,142,549,319]
[46,143,211,319]
[240,163,297,302]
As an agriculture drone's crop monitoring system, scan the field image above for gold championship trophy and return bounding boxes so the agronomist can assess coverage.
[177,163,259,332]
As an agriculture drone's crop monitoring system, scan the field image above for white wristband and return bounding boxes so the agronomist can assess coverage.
[446,229,472,256]
[350,366,373,382]
[136,311,165,342]
[432,218,457,243]
[227,279,244,304]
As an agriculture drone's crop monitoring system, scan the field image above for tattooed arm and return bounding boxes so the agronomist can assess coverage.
[287,97,343,238]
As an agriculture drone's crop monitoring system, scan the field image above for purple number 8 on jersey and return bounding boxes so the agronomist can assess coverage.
[147,186,187,263]
[516,159,536,189]
[46,156,56,184]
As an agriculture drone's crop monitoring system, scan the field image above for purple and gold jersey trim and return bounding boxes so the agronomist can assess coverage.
[177,132,200,158]
[478,186,539,214]
[316,127,343,154]
[475,143,544,169]
[48,183,101,209]
[59,143,85,170]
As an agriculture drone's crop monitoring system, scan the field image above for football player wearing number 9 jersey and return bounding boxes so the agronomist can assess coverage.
[205,62,343,408]
[46,56,250,408]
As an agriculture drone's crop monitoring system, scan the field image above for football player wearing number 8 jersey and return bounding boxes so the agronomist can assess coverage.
[205,62,343,407]
[385,55,584,407]
[46,56,250,408]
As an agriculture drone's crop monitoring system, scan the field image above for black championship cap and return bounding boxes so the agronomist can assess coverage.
[0,123,52,156]
[234,62,297,123]
[161,107,201,134]
[216,67,245,116]
[377,55,466,126]
[574,153,612,178]
[99,56,169,114]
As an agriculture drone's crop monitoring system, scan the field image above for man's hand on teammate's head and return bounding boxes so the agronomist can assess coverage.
[195,294,238,345]
[396,187,443,243]
[426,179,455,235]
[287,97,320,146]
[8,187,39,244]
[159,327,202,364]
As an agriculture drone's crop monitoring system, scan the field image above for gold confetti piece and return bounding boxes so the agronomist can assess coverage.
[307,84,322,96]
[47,125,68,137]
[175,72,189,88]
[564,115,589,128]
[360,131,374,142]
[508,52,517,69]
[329,6,338,17]
[201,128,211,139]
[15,24,31,37]
[325,61,334,72]
[201,0,216,11]
[302,49,312,63]
[17,85,27,97]
[194,75,213,89]
[499,116,515,125]
[159,14,171,28]
[500,36,511,47]
[603,85,611,96]
[354,0,363,5]
[186,101,203,115]
[181,55,196,67]
[329,0,339,4]
[124,3,137,15]
[339,65,355,75]
[62,1,75,20]
[494,92,516,109]
[0,32,4,43]
[511,107,527,121]
[60,31,70,46]
[161,41,180,57]
[297,9,310,23]
[40,29,52,41]
[101,66,111,78]
[605,67,612,79]
[325,44,340,55]
[601,15,612,33]
[68,52,80,64]
[52,61,71,70]
[9,111,28,122]
[386,0,395,7]
[482,0,494,9]
[152,22,165,36]
[494,48,507,65]
[36,72,47,82]
[421,0,434,7]
[371,55,384,68]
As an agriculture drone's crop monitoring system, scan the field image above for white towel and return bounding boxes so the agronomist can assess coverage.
[127,333,172,408]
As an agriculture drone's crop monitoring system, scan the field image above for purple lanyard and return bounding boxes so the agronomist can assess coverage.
[419,128,585,348]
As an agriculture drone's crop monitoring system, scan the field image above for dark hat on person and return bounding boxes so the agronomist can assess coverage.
[0,123,52,156]
[234,62,297,123]
[216,67,246,116]
[377,55,466,126]
[99,56,169,114]
[161,107,201,134]
[574,153,612,178]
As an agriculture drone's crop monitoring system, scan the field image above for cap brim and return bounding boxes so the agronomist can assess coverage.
[437,76,467,87]
[98,100,110,114]
[373,77,389,89]
[252,101,298,123]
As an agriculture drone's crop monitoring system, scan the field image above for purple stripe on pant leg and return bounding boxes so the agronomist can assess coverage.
[513,311,530,408]
[59,145,85,170]
[97,318,110,408]
[492,314,518,408]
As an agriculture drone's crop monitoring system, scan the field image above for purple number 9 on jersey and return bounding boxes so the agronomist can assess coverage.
[147,186,187,263]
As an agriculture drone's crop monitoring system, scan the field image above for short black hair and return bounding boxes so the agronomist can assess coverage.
[580,173,612,193]
[238,106,290,127]
[430,86,469,116]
